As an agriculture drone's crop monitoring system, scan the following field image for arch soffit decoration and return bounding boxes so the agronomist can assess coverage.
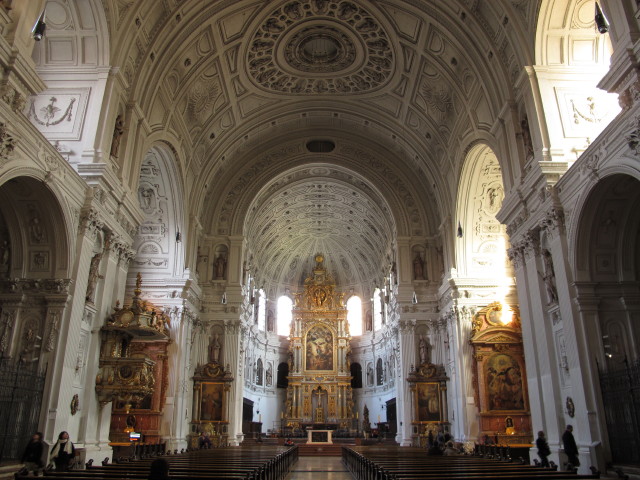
[535,0,610,67]
[0,175,72,277]
[102,1,531,189]
[241,166,398,290]
[569,169,640,283]
[455,144,506,278]
[204,138,435,238]
[33,0,110,69]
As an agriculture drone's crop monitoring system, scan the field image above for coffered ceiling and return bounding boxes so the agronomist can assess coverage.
[38,0,543,290]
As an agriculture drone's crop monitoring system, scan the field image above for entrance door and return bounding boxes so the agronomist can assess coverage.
[386,398,397,436]
[0,360,46,462]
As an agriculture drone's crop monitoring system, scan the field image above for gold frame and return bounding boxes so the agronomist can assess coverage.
[414,382,442,423]
[303,323,336,372]
[198,382,224,422]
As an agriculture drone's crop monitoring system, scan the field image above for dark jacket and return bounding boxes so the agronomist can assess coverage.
[562,430,578,455]
[536,437,551,456]
[21,440,44,465]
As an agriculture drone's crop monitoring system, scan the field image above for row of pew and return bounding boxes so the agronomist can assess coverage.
[343,446,600,480]
[15,445,298,480]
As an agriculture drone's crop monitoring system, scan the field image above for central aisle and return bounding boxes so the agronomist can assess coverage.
[285,456,354,480]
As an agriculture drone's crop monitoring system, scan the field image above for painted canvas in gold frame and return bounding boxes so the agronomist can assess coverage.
[199,382,224,422]
[415,382,441,423]
[304,324,334,371]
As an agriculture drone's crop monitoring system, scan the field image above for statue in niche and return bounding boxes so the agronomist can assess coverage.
[418,336,430,365]
[413,253,425,280]
[367,363,374,386]
[267,310,274,332]
[85,253,104,303]
[265,363,273,386]
[521,116,534,161]
[542,249,558,304]
[365,310,372,331]
[208,334,221,364]
[29,215,44,243]
[214,254,226,279]
[110,114,125,158]
[139,186,155,211]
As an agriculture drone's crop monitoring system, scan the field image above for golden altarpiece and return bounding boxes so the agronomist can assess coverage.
[285,255,353,430]
[470,302,532,445]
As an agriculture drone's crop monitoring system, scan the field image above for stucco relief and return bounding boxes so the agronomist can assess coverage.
[246,0,394,94]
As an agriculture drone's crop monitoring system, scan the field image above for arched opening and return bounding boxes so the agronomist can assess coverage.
[277,295,293,336]
[276,362,289,389]
[347,295,362,336]
[0,177,70,459]
[350,362,363,389]
[257,289,266,330]
[574,173,640,464]
[373,288,383,331]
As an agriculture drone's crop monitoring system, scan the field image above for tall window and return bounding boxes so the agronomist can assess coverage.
[373,288,383,331]
[277,295,293,336]
[347,295,362,336]
[257,289,266,330]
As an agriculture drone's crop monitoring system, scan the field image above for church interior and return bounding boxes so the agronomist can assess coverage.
[0,0,640,476]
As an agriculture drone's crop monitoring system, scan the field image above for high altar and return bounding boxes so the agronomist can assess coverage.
[285,255,353,430]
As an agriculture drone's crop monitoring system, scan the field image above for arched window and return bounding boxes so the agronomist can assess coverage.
[256,358,264,385]
[347,295,362,336]
[373,288,383,331]
[257,289,266,330]
[277,362,289,388]
[350,362,362,389]
[376,358,383,386]
[277,295,293,336]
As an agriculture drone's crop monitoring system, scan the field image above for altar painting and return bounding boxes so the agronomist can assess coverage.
[305,325,334,371]
[486,353,525,410]
[199,382,224,421]
[416,382,441,422]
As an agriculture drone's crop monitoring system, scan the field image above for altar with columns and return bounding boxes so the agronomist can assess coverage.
[284,255,354,430]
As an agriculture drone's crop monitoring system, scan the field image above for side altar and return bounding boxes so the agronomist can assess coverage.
[284,255,354,431]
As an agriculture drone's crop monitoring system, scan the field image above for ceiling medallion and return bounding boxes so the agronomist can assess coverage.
[247,0,394,94]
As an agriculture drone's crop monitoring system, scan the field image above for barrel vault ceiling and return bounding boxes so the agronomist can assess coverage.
[54,0,540,289]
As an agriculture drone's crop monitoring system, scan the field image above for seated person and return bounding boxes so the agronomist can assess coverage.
[198,432,211,449]
[443,441,459,456]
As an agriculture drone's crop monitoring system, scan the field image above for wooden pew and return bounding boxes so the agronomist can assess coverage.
[343,446,598,480]
[15,445,298,480]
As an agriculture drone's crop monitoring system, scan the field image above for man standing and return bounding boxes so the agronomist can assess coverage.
[536,431,551,468]
[562,425,580,469]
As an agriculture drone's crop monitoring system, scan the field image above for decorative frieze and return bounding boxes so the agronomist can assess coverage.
[0,122,16,162]
[539,207,565,239]
[626,114,640,154]
[79,209,104,237]
[0,278,72,295]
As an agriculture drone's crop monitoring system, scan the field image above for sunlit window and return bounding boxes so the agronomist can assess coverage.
[277,295,293,336]
[257,289,266,330]
[347,295,362,336]
[373,288,382,331]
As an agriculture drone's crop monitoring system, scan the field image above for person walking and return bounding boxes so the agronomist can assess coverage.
[536,430,551,468]
[20,432,44,476]
[562,425,580,469]
[50,431,75,471]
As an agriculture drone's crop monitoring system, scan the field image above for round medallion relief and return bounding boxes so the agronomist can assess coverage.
[246,0,394,95]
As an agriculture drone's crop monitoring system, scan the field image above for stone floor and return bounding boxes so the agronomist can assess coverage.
[285,456,353,480]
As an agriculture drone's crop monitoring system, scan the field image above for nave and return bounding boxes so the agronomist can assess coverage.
[12,444,609,480]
